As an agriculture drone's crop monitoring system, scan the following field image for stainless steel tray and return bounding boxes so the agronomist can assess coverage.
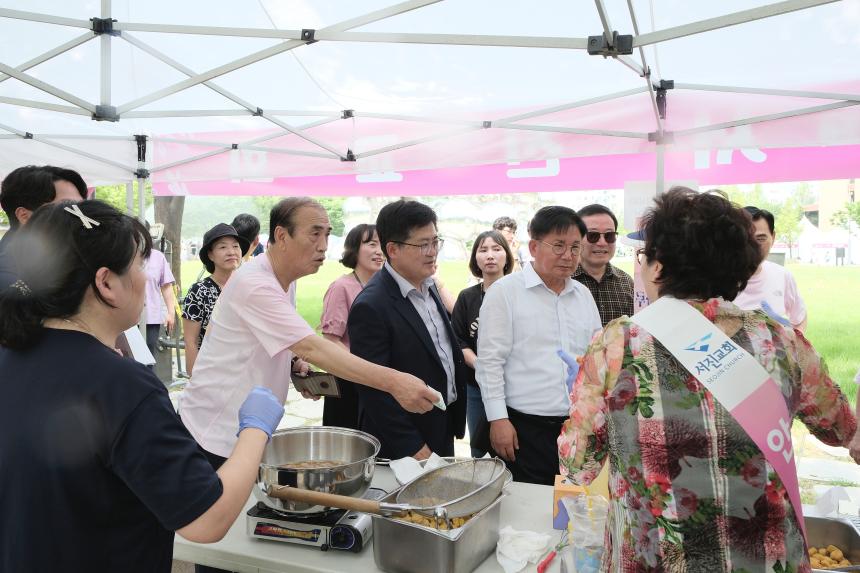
[372,487,506,573]
[807,515,860,572]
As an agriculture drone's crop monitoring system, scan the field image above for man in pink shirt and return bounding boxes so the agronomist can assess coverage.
[732,206,808,331]
[180,197,440,468]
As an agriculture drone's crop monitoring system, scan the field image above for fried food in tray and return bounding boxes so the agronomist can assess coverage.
[395,511,476,531]
[809,544,852,569]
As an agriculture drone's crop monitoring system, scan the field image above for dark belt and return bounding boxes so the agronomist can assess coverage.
[507,406,568,426]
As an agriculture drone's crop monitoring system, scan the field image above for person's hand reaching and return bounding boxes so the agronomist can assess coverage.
[237,386,284,439]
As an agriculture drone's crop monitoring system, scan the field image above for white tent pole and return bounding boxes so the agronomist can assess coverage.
[138,177,146,221]
[238,145,340,159]
[593,0,647,79]
[625,0,664,134]
[120,33,345,157]
[354,112,483,126]
[115,41,305,114]
[0,8,90,29]
[0,62,96,113]
[151,148,234,174]
[0,122,26,137]
[497,124,649,139]
[124,109,342,118]
[100,0,111,107]
[594,0,615,44]
[125,181,134,215]
[675,83,860,102]
[33,137,136,172]
[116,0,444,115]
[0,96,90,115]
[634,0,839,47]
[674,101,858,137]
[27,134,134,140]
[0,32,94,85]
[310,31,589,49]
[114,22,301,39]
[147,117,343,173]
[258,114,344,158]
[656,144,665,194]
[354,126,484,160]
[149,117,341,148]
[616,55,646,77]
[0,120,136,172]
[494,87,648,125]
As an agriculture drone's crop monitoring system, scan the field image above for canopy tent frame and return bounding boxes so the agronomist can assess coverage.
[0,0,855,197]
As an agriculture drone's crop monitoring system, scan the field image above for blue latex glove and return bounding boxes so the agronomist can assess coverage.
[761,300,791,327]
[557,349,580,394]
[237,386,284,439]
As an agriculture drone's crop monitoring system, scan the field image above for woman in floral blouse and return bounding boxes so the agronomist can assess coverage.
[558,188,856,573]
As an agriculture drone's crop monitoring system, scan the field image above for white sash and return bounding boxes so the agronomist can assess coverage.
[631,297,805,538]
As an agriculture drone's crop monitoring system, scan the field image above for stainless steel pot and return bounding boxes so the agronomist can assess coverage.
[254,426,380,514]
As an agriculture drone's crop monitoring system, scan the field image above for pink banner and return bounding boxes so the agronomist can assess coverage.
[153,144,860,197]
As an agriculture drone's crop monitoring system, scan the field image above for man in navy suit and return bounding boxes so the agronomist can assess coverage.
[348,200,467,460]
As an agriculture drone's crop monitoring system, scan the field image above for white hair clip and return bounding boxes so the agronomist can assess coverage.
[64,204,100,229]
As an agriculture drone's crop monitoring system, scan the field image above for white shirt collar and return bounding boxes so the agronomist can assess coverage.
[523,261,577,295]
[385,261,434,298]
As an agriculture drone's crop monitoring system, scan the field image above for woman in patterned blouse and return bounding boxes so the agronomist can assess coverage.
[182,223,248,375]
[558,188,856,573]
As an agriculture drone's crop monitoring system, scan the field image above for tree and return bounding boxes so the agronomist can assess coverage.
[155,196,185,293]
[832,202,860,228]
[775,197,804,259]
[91,183,153,215]
[253,196,345,236]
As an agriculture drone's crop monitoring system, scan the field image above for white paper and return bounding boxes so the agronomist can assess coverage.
[390,453,449,485]
[123,326,156,365]
[495,525,551,573]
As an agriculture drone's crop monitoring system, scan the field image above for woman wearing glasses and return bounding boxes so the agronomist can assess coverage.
[451,230,514,457]
[572,204,634,326]
[558,188,856,572]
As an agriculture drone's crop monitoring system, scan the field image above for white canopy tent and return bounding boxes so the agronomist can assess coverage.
[0,0,858,198]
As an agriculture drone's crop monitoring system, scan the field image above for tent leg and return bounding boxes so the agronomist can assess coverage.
[125,180,133,215]
[137,176,146,221]
[656,144,665,194]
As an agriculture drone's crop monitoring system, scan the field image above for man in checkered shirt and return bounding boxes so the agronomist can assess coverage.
[571,204,633,326]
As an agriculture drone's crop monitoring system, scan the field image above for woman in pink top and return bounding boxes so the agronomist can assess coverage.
[320,224,384,428]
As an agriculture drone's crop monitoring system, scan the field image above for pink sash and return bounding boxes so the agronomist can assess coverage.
[632,297,805,539]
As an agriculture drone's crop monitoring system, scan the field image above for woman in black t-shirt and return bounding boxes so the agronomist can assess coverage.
[0,201,283,573]
[451,230,514,457]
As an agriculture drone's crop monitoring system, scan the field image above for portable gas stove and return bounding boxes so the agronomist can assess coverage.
[246,487,386,552]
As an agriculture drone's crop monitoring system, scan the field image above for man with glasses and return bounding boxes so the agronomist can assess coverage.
[348,200,467,460]
[476,206,601,484]
[572,204,633,326]
[733,206,808,331]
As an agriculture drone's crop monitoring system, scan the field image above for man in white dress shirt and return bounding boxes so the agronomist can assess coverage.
[476,206,601,484]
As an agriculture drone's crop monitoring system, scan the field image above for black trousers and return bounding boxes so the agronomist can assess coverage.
[195,448,231,573]
[490,407,566,486]
[321,378,359,429]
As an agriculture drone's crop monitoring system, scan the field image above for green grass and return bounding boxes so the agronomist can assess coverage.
[179,259,859,403]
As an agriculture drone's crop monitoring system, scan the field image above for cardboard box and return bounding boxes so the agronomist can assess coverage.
[552,475,587,530]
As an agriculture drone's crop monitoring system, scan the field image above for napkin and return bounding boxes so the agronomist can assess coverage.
[390,452,449,484]
[495,525,551,573]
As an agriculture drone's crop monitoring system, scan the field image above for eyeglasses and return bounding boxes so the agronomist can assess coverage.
[394,237,445,256]
[538,240,581,257]
[585,231,617,244]
[635,248,649,265]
